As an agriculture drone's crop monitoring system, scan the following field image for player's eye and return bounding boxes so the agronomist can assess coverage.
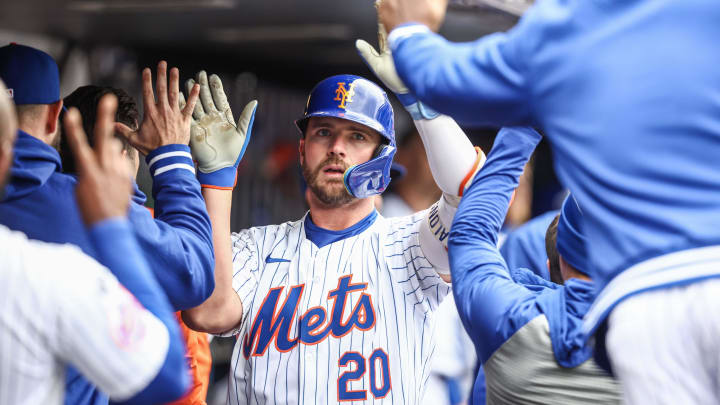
[316,128,331,137]
[351,132,367,141]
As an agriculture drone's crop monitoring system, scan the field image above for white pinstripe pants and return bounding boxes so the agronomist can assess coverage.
[606,278,720,405]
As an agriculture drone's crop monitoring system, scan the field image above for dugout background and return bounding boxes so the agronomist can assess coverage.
[0,1,564,402]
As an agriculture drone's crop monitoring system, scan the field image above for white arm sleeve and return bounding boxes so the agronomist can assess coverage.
[413,115,484,196]
[418,194,458,274]
[413,115,483,274]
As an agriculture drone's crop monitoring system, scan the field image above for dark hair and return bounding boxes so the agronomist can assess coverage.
[60,85,138,174]
[545,214,563,285]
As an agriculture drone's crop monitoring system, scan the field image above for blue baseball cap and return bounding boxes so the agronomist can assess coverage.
[556,194,588,274]
[0,43,60,105]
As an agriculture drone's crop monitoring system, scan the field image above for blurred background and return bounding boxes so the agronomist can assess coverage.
[0,0,564,403]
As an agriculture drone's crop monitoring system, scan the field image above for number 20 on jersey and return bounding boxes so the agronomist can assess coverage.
[338,349,391,401]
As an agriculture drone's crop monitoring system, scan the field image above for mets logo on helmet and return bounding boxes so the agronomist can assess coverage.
[334,81,356,109]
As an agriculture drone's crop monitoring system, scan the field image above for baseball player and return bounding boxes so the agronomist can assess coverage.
[449,126,621,404]
[0,44,213,405]
[62,84,214,405]
[0,80,189,404]
[378,1,720,403]
[181,32,486,403]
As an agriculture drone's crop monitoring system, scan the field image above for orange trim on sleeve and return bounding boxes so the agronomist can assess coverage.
[200,173,239,190]
[200,184,234,190]
[457,146,484,197]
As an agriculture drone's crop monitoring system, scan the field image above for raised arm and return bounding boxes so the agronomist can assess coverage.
[62,95,188,403]
[377,0,536,127]
[357,23,484,279]
[448,127,542,363]
[181,71,257,334]
[118,61,215,309]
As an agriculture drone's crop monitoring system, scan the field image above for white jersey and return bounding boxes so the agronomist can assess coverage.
[224,210,451,405]
[0,225,169,405]
[381,194,476,405]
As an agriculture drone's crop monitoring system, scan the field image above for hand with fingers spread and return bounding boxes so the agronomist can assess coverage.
[377,0,449,33]
[64,94,133,225]
[181,71,257,190]
[356,22,439,120]
[116,61,200,155]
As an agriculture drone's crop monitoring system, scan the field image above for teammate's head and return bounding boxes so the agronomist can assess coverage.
[60,85,139,175]
[296,75,396,206]
[545,214,563,284]
[0,43,64,149]
[545,195,590,285]
[0,79,17,194]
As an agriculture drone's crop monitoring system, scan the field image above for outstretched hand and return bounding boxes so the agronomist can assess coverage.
[377,0,449,33]
[116,61,200,155]
[64,94,133,225]
[356,23,409,95]
[357,19,441,120]
[179,71,257,189]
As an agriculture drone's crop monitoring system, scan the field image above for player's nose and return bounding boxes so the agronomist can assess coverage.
[327,134,347,157]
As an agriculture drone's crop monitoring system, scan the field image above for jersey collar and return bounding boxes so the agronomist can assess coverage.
[304,209,378,248]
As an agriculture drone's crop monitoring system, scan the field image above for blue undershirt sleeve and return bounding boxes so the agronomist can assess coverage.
[89,218,189,404]
[133,144,215,310]
[390,20,536,127]
[448,127,543,363]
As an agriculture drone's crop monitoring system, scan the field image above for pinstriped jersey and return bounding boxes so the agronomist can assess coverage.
[224,210,450,405]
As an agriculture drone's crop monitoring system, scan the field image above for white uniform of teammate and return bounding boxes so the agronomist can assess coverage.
[225,209,449,405]
[0,225,169,405]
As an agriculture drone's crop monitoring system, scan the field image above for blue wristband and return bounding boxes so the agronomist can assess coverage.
[197,164,238,189]
[404,100,440,121]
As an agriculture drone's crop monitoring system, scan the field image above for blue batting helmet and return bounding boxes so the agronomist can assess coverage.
[295,74,396,199]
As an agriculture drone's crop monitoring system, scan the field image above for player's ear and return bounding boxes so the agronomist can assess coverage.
[46,100,64,136]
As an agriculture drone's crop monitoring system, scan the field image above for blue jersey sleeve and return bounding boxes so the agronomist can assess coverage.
[130,144,215,310]
[389,21,537,127]
[448,127,543,363]
[88,219,189,404]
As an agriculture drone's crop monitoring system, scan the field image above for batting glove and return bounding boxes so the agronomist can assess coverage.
[180,71,257,189]
[356,23,439,121]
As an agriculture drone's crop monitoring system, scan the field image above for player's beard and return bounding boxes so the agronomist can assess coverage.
[302,155,355,207]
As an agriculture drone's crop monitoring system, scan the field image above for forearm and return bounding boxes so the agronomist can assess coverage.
[89,219,189,404]
[389,26,532,127]
[182,188,243,334]
[413,115,482,275]
[449,127,541,284]
[413,115,480,196]
[145,144,215,308]
[89,219,176,322]
[447,128,542,361]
